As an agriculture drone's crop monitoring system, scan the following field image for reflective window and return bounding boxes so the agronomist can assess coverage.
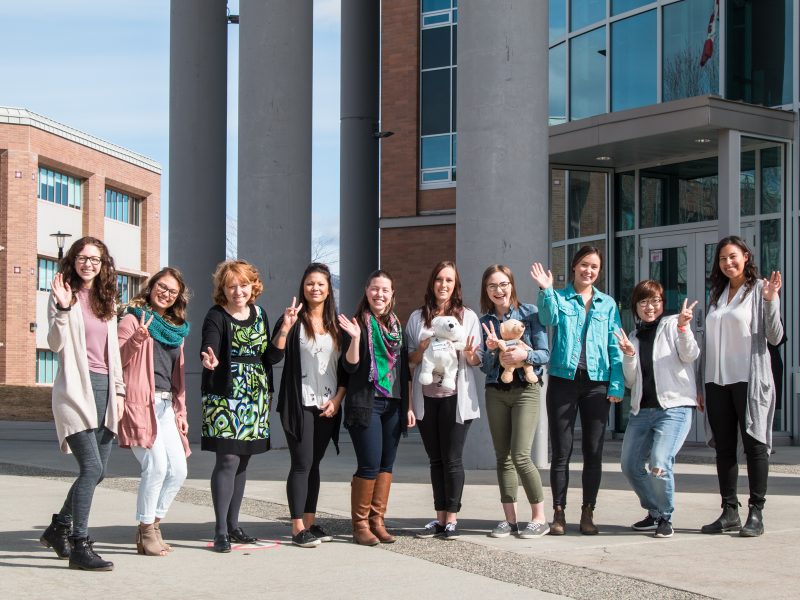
[761,147,782,214]
[549,43,566,125]
[615,172,635,231]
[36,350,59,384]
[615,235,636,331]
[760,219,781,275]
[648,245,688,315]
[726,0,793,106]
[421,70,450,135]
[570,27,606,119]
[37,258,58,292]
[612,0,651,15]
[38,167,81,209]
[550,0,566,41]
[551,245,567,287]
[611,10,656,111]
[570,0,605,31]
[568,171,606,238]
[105,188,142,226]
[663,0,719,101]
[551,169,566,242]
[741,150,755,216]
[421,135,451,169]
[422,27,450,69]
[422,0,451,12]
[640,157,718,227]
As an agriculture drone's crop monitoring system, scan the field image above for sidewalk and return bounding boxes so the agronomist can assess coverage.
[1,420,799,599]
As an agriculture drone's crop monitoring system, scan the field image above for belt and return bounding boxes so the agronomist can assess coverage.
[230,355,262,364]
[155,391,173,401]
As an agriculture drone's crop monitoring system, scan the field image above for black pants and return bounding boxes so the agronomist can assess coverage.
[547,373,610,508]
[705,382,769,509]
[285,406,337,519]
[417,395,472,514]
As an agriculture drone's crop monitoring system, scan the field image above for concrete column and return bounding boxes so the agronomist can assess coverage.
[457,1,550,469]
[339,0,380,314]
[169,0,228,440]
[717,129,741,239]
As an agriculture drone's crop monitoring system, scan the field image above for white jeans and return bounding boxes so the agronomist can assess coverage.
[131,393,188,524]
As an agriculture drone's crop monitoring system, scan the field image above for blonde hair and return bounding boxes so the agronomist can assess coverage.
[212,260,264,306]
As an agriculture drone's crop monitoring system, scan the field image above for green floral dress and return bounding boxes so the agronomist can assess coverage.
[202,307,271,454]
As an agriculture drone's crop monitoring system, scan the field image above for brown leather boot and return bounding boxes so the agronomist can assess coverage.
[550,506,566,536]
[351,477,379,546]
[369,472,396,543]
[580,504,599,535]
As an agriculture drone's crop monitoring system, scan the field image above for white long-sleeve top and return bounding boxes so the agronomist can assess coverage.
[704,282,753,385]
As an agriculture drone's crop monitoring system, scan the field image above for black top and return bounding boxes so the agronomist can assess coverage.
[637,318,661,409]
[153,340,180,392]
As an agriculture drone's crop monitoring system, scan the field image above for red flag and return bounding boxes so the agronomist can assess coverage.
[700,0,719,67]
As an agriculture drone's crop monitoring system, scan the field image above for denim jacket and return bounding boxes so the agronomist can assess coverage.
[537,284,624,398]
[479,303,550,385]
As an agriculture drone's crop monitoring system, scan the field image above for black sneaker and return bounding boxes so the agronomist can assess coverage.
[631,514,659,531]
[654,518,674,538]
[443,522,460,540]
[292,529,321,548]
[416,520,445,539]
[309,524,333,542]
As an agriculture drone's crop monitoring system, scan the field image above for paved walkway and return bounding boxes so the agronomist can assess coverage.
[1,421,799,599]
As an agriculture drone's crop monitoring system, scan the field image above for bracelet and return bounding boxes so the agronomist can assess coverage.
[676,324,687,333]
[56,303,71,312]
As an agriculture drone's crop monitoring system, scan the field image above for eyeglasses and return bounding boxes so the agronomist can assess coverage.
[76,255,101,266]
[155,281,180,298]
[486,282,511,293]
[637,298,663,308]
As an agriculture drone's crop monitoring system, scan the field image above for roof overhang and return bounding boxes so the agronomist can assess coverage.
[549,95,796,170]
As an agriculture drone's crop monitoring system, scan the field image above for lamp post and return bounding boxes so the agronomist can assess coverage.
[50,231,71,260]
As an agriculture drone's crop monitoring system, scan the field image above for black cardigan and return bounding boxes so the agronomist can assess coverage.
[272,316,347,452]
[200,304,284,396]
[340,319,410,433]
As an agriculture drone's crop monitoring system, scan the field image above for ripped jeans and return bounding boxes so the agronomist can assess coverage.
[620,406,693,521]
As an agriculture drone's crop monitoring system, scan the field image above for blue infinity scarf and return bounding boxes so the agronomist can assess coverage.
[127,306,190,348]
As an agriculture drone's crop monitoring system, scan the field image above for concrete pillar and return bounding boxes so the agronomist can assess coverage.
[457,1,550,469]
[718,129,741,239]
[169,0,228,440]
[339,0,380,314]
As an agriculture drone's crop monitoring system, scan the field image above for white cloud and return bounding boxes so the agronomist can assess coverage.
[314,0,341,29]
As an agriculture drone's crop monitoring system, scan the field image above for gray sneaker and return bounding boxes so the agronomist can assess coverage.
[490,521,519,538]
[518,521,550,539]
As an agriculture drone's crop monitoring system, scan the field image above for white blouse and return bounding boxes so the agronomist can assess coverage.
[705,283,753,386]
[298,328,340,408]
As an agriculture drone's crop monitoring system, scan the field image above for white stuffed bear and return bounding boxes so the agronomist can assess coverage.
[418,315,466,390]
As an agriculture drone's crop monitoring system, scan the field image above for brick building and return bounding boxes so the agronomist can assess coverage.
[0,106,160,386]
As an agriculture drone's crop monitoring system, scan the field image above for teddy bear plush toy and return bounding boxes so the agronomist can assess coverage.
[497,318,538,384]
[418,315,467,390]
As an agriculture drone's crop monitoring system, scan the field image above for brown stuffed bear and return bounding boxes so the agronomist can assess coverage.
[497,319,538,384]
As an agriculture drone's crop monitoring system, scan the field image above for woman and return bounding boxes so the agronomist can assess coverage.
[701,236,782,537]
[407,262,481,540]
[39,237,124,571]
[615,281,700,539]
[337,269,413,546]
[479,265,551,539]
[200,259,299,552]
[273,263,346,548]
[117,268,191,556]
[531,246,623,535]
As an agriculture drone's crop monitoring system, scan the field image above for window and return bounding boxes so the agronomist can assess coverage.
[549,43,567,124]
[639,157,718,228]
[611,10,656,111]
[570,27,606,119]
[37,257,58,291]
[38,167,82,209]
[117,274,141,304]
[36,350,59,384]
[105,189,142,225]
[570,0,605,31]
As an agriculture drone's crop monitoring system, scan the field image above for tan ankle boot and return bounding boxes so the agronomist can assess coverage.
[153,521,172,552]
[351,477,379,546]
[550,506,566,536]
[580,504,598,535]
[137,523,166,556]
[369,472,395,543]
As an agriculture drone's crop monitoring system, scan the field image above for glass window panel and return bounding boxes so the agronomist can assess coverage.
[640,157,718,227]
[452,26,457,64]
[570,0,605,31]
[567,171,606,238]
[663,0,719,101]
[640,175,664,228]
[648,246,687,315]
[760,219,781,275]
[422,0,450,12]
[421,135,451,169]
[452,134,457,165]
[611,0,651,15]
[703,241,715,305]
[615,236,636,332]
[611,10,656,111]
[39,168,46,199]
[551,245,567,287]
[726,0,793,106]
[741,150,755,216]
[451,67,457,129]
[550,0,566,41]
[422,170,450,182]
[422,27,451,69]
[570,27,606,120]
[567,239,607,292]
[551,169,566,242]
[615,171,635,231]
[47,170,54,200]
[423,13,450,26]
[760,146,782,213]
[549,43,566,125]
[421,69,451,135]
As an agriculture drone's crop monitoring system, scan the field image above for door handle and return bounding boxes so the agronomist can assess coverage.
[695,307,704,329]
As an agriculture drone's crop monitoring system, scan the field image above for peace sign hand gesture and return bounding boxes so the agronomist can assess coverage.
[481,321,500,351]
[51,273,72,308]
[135,311,155,341]
[463,335,480,366]
[281,297,303,331]
[762,271,782,301]
[201,346,219,370]
[530,262,553,290]
[613,328,636,357]
[677,298,698,329]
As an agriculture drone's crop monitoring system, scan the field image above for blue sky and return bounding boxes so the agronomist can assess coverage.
[0,0,341,271]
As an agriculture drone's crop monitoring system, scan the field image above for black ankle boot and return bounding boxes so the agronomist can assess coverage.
[739,505,764,537]
[40,514,71,559]
[701,503,741,534]
[68,537,114,571]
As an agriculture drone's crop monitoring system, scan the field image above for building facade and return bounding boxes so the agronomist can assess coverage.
[379,0,798,443]
[0,107,161,386]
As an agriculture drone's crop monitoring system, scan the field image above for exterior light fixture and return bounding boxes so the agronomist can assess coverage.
[694,138,712,144]
[50,230,72,260]
[374,130,395,139]
[595,155,612,161]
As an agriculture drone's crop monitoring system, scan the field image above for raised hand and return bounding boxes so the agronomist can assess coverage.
[481,321,500,350]
[613,328,635,357]
[677,298,698,329]
[201,346,219,370]
[530,262,554,289]
[463,335,479,365]
[762,271,782,301]
[51,273,72,308]
[337,314,361,340]
[135,311,155,340]
[282,296,303,329]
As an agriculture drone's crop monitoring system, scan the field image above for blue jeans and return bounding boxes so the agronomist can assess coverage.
[347,397,402,480]
[620,406,693,521]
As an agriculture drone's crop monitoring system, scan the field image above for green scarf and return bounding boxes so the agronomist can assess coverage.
[127,306,190,348]
[364,311,402,397]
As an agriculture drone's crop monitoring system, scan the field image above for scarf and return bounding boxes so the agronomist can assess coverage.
[127,306,190,348]
[364,311,402,397]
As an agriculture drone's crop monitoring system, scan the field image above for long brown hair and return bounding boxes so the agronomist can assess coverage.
[479,265,520,314]
[127,267,190,325]
[420,261,464,327]
[297,263,340,349]
[59,236,118,320]
[355,269,397,328]
[212,260,264,306]
[708,236,759,307]
[570,245,604,279]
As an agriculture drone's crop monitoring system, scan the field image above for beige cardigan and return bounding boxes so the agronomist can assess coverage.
[47,292,125,453]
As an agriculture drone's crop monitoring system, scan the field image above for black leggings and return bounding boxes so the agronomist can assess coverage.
[211,453,251,537]
[547,373,610,508]
[285,406,337,519]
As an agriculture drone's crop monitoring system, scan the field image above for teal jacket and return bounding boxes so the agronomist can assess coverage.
[537,283,624,398]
